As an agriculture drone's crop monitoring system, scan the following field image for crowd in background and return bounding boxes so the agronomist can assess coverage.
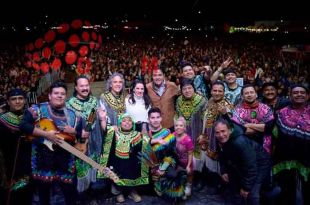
[0,32,309,205]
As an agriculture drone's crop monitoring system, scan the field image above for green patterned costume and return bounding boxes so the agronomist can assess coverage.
[66,95,98,192]
[97,114,149,187]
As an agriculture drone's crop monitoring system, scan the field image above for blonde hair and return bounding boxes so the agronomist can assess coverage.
[174,116,186,127]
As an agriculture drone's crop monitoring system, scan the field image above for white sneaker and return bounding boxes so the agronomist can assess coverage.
[185,185,192,196]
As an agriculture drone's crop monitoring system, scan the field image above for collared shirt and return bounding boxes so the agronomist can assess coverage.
[153,80,167,96]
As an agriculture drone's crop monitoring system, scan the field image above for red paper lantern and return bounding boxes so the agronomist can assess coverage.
[68,34,80,47]
[51,58,62,70]
[58,23,69,34]
[82,31,90,42]
[98,34,102,44]
[44,30,56,43]
[89,41,95,50]
[79,46,89,57]
[33,63,40,71]
[42,47,52,59]
[41,62,49,73]
[77,66,84,74]
[65,51,77,64]
[33,52,40,62]
[35,38,44,49]
[91,32,97,40]
[71,19,83,29]
[54,40,66,54]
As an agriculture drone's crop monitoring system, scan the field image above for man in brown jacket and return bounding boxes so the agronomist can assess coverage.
[146,69,179,130]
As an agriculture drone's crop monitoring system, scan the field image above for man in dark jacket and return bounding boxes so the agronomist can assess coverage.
[214,119,271,205]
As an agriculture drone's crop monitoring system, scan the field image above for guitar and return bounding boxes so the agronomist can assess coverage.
[34,118,76,151]
[76,107,97,153]
[36,118,121,184]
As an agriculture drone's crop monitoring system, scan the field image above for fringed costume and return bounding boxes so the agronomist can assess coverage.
[66,96,98,192]
[140,128,187,202]
[0,111,32,205]
[99,91,125,125]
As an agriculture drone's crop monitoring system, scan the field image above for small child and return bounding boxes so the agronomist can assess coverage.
[174,116,194,199]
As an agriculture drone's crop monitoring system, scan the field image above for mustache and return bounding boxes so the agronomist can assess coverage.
[82,89,89,92]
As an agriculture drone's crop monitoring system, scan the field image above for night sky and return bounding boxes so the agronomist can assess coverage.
[1,0,309,25]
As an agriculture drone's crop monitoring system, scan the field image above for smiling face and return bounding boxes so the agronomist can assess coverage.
[133,83,145,98]
[242,86,257,104]
[211,84,225,102]
[224,72,237,84]
[148,112,162,130]
[49,87,67,109]
[263,85,277,101]
[182,66,195,79]
[111,75,124,95]
[182,84,195,99]
[214,122,232,144]
[75,78,90,99]
[152,69,165,86]
[120,117,133,131]
[290,86,309,106]
[174,119,186,136]
[7,95,25,112]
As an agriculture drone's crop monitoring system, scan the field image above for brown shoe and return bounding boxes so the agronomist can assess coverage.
[116,194,125,203]
[129,191,142,203]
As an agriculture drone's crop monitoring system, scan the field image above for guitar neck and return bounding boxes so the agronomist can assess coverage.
[57,140,101,170]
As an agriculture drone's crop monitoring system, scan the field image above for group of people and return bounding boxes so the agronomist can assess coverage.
[0,57,309,205]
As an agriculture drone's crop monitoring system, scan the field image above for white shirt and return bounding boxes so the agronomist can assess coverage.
[125,95,150,123]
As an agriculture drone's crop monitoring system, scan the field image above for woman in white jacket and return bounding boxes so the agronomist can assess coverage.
[125,79,152,132]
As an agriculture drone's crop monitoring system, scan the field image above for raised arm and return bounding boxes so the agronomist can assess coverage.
[210,57,233,82]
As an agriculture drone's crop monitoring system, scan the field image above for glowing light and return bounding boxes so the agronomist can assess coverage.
[228,26,279,33]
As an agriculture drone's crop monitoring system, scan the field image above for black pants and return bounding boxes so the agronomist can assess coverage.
[0,183,33,205]
[35,180,77,205]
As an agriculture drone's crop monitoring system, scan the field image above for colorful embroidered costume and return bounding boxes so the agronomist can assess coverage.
[66,95,98,192]
[21,102,82,184]
[99,91,125,125]
[145,128,187,201]
[0,111,32,204]
[176,93,207,145]
[97,115,149,187]
[199,98,233,172]
[231,101,274,154]
[273,105,310,180]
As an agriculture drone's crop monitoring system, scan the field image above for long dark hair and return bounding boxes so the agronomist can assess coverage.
[128,79,152,109]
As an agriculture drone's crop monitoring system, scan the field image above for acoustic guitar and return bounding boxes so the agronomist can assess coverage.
[76,107,97,153]
[35,118,121,184]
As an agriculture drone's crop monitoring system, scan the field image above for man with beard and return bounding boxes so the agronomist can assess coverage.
[231,85,274,154]
[273,85,309,205]
[0,89,32,205]
[20,81,82,205]
[66,75,98,192]
[261,82,290,113]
